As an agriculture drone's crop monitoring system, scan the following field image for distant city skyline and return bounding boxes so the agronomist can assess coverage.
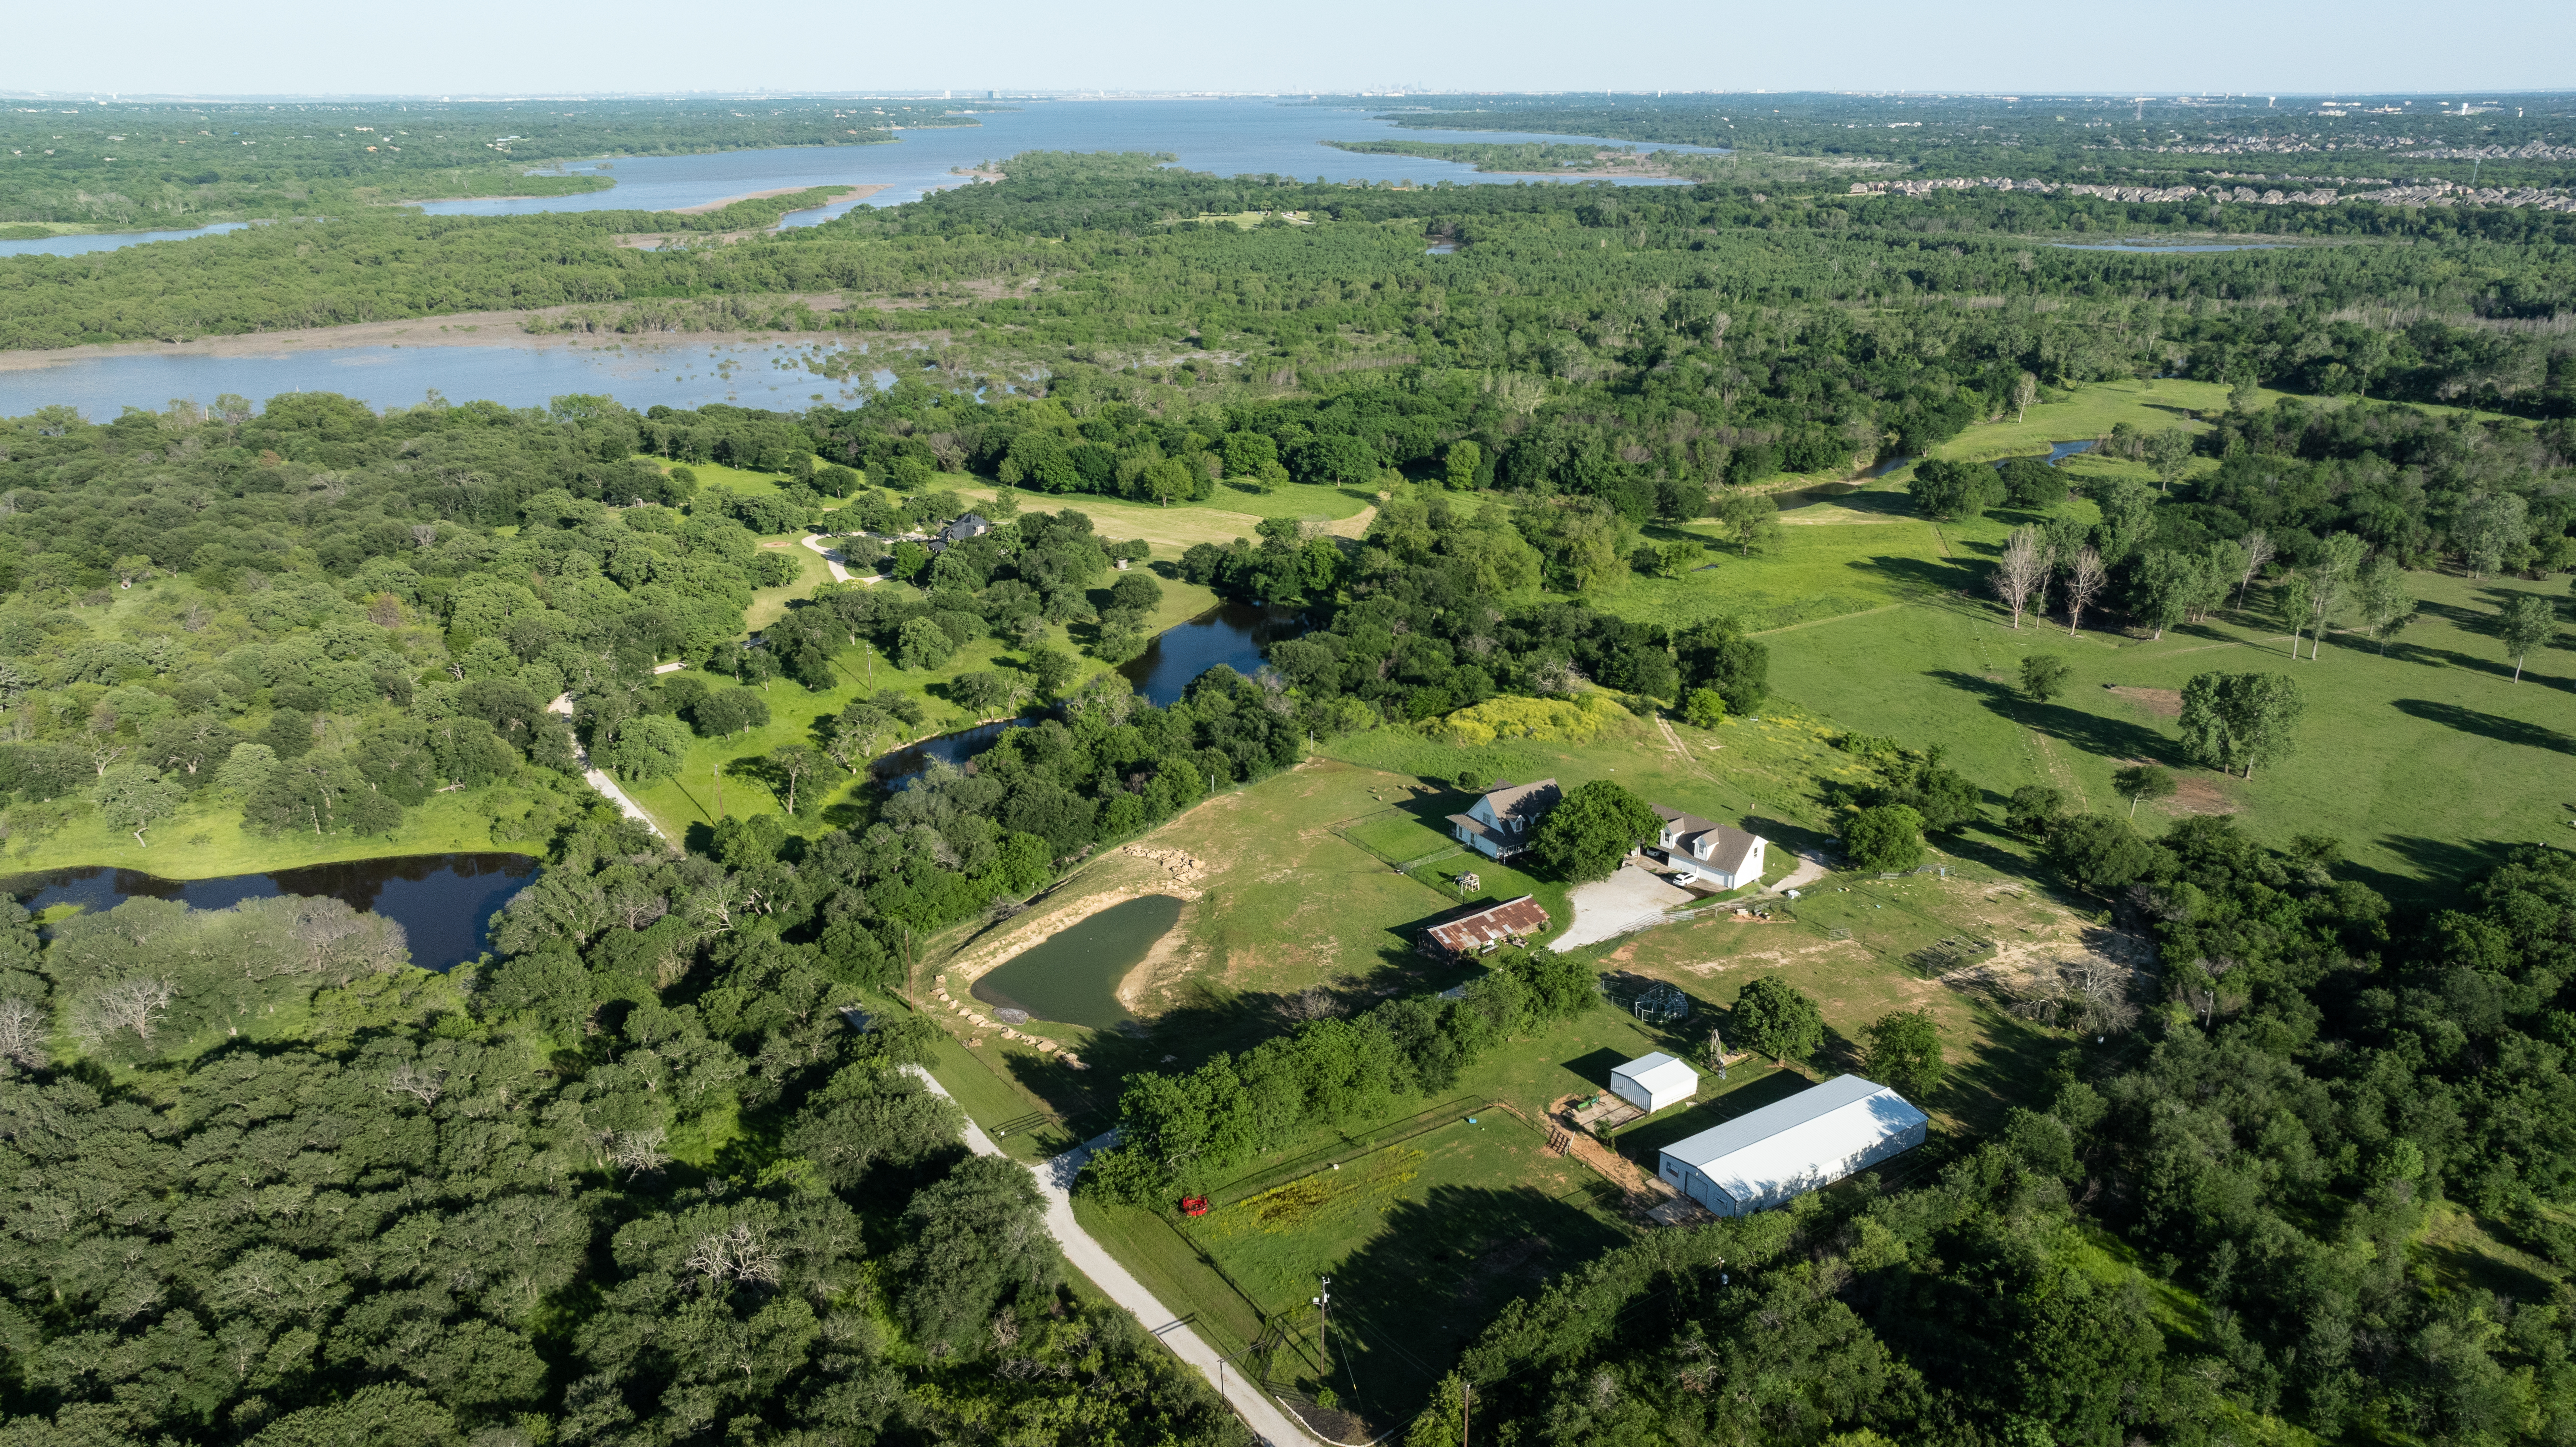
[4,0,2568,99]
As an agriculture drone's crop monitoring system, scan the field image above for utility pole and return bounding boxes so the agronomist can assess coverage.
[1312,1276,1331,1387]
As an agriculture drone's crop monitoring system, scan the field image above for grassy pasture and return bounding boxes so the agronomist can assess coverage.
[1764,567,2573,900]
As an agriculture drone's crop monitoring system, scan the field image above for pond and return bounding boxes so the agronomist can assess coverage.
[971,893,1184,1031]
[0,852,538,972]
[875,597,1307,789]
[0,335,908,421]
[1116,600,1307,706]
[0,222,252,259]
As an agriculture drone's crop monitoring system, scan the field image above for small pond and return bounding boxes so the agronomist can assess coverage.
[872,718,1033,790]
[873,598,1308,790]
[971,893,1184,1031]
[1116,600,1307,706]
[0,852,538,971]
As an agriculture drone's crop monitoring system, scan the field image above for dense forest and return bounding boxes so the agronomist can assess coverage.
[2,123,2576,1446]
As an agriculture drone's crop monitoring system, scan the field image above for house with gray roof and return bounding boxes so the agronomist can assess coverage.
[1447,778,1561,861]
[1652,805,1767,889]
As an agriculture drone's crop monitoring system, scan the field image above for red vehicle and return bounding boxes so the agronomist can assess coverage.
[1180,1195,1210,1217]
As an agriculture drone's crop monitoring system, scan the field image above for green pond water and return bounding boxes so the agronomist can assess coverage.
[970,894,1184,1031]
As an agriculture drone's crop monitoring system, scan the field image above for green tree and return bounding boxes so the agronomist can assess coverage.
[2499,593,2558,682]
[2048,813,2159,892]
[898,616,956,671]
[1863,1009,1945,1100]
[1732,976,1824,1066]
[1714,488,1784,555]
[765,743,826,815]
[2112,763,2176,818]
[2142,427,2196,493]
[1841,803,1925,872]
[1444,439,1483,490]
[1680,687,1727,729]
[1528,779,1661,882]
[604,714,691,782]
[2019,654,2072,703]
[1908,458,2000,520]
[2005,784,2068,839]
[2178,671,2303,779]
[1028,645,1080,699]
[2358,558,2418,654]
[91,766,182,846]
[949,669,1015,717]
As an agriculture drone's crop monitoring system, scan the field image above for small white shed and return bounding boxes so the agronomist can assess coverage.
[1609,1052,1699,1115]
[1656,1075,1928,1216]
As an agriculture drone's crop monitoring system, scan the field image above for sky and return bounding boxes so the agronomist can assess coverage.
[3,0,2570,98]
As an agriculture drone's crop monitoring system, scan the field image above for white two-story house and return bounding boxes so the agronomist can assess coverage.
[1653,805,1767,889]
[1446,778,1561,861]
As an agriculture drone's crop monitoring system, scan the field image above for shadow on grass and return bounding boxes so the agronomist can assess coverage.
[1861,553,1983,594]
[1324,1182,1631,1427]
[2392,698,2574,753]
[1558,1046,1632,1091]
[2362,834,2530,900]
[1934,670,2183,767]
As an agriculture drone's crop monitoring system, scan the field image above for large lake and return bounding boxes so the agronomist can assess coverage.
[0,100,1720,420]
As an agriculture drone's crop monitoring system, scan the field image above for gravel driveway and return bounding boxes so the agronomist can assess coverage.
[1556,863,1696,949]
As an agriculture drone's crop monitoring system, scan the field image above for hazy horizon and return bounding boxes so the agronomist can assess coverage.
[4,0,2569,100]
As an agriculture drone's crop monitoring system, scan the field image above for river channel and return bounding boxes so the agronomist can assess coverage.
[0,852,538,971]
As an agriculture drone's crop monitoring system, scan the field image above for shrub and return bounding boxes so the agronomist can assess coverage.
[1842,803,1926,872]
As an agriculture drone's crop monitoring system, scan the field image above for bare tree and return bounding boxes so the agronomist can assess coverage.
[1990,526,2049,629]
[607,1128,673,1181]
[0,996,47,1069]
[2013,371,2038,424]
[2014,956,2141,1036]
[386,1061,448,1108]
[409,523,440,549]
[684,1219,778,1287]
[72,977,175,1048]
[2062,546,2108,635]
[2232,529,2275,609]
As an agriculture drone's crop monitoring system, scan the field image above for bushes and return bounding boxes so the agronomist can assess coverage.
[1430,692,1622,747]
[1841,803,1926,872]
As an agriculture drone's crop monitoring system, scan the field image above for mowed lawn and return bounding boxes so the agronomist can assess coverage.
[1767,567,2573,899]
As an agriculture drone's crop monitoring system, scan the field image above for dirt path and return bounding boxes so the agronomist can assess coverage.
[907,1067,1327,1446]
[800,532,887,583]
[544,693,670,840]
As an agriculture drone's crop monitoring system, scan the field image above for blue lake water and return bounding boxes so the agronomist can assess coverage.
[0,335,903,419]
[415,99,1722,220]
[0,222,252,259]
[0,99,1725,419]
[0,851,537,971]
[1116,601,1306,706]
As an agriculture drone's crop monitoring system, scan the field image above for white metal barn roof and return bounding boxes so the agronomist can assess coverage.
[1612,1052,1698,1100]
[1660,1076,1928,1211]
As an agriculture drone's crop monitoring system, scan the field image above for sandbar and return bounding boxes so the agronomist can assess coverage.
[672,183,883,214]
